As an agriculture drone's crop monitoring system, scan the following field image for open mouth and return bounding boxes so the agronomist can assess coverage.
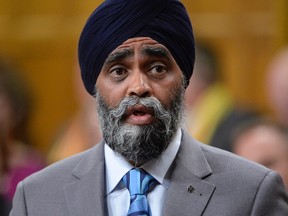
[125,105,155,125]
[126,104,153,116]
[133,110,147,116]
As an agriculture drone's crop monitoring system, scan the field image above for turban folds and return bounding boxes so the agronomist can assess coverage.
[78,0,195,95]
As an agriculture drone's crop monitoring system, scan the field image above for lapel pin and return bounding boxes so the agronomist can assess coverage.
[187,185,203,196]
[187,185,195,193]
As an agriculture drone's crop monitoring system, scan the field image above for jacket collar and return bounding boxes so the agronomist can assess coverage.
[63,130,215,216]
[63,141,107,216]
[162,129,215,215]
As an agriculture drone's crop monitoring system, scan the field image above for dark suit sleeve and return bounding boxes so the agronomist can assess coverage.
[251,171,288,216]
[9,181,28,216]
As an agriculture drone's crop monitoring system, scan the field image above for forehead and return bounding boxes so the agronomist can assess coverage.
[103,37,177,66]
[111,37,168,54]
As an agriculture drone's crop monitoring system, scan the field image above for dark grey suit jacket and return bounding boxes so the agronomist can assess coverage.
[10,130,288,215]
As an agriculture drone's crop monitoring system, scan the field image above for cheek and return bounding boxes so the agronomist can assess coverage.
[153,78,183,107]
[96,82,125,108]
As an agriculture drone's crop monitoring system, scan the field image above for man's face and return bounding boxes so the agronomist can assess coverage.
[96,37,184,115]
[95,37,185,165]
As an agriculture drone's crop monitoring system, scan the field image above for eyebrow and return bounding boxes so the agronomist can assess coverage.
[105,48,133,65]
[141,46,171,60]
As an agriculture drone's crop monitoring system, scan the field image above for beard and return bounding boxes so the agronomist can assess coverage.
[95,84,185,166]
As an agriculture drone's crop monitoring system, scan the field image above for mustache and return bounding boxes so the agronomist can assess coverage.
[108,96,171,122]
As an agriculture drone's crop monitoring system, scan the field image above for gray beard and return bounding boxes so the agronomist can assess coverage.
[95,86,185,166]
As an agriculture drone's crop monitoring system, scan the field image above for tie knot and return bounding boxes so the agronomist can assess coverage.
[122,168,157,196]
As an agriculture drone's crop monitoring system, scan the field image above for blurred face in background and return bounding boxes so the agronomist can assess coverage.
[233,124,288,189]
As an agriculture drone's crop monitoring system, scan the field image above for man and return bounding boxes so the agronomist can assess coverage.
[232,118,288,190]
[10,0,288,215]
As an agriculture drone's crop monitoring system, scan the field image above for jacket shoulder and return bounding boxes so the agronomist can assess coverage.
[23,142,104,185]
[201,142,270,175]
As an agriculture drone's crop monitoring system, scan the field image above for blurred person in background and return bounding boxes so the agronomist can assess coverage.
[47,63,102,164]
[185,43,258,152]
[232,118,288,190]
[266,46,288,127]
[0,59,45,214]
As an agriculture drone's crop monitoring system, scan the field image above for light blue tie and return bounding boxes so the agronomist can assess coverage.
[122,168,158,216]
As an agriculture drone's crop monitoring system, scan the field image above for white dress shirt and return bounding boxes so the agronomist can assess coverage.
[105,128,182,216]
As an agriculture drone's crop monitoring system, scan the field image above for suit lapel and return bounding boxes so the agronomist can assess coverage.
[63,142,108,216]
[163,130,216,216]
[62,131,215,215]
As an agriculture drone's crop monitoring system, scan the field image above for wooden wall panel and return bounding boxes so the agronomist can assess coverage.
[0,0,102,153]
[183,0,285,110]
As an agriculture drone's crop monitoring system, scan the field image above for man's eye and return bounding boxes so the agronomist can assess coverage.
[110,67,127,77]
[150,65,167,74]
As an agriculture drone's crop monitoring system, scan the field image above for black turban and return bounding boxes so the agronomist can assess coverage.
[78,0,195,95]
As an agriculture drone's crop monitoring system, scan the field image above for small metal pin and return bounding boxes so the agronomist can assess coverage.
[187,185,195,193]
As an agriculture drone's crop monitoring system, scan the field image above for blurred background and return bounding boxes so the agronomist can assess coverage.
[0,0,288,154]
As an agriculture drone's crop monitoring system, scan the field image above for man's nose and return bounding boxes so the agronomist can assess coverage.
[127,72,152,97]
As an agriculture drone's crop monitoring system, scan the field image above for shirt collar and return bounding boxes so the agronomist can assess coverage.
[105,128,182,195]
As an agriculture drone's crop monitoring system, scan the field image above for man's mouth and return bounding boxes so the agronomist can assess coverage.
[124,104,155,125]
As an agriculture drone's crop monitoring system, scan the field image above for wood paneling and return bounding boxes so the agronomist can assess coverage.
[183,0,286,109]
